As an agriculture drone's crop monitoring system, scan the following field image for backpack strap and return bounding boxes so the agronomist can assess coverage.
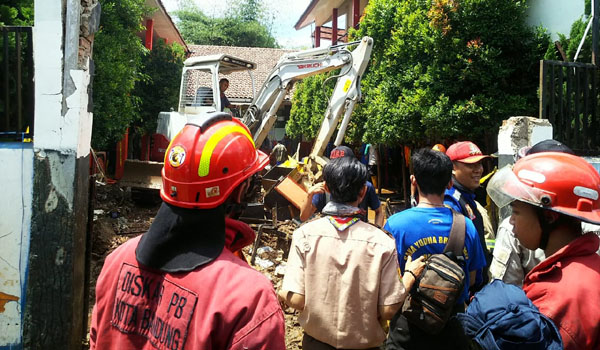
[443,210,466,257]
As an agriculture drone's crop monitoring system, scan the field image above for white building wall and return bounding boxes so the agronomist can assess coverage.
[526,0,585,40]
[0,145,33,345]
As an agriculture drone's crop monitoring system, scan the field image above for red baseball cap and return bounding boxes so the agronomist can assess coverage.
[446,141,490,163]
[329,145,355,159]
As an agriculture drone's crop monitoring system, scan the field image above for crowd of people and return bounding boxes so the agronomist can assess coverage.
[90,111,600,350]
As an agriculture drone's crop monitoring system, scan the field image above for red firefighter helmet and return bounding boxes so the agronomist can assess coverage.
[161,112,269,209]
[432,144,446,153]
[487,152,600,224]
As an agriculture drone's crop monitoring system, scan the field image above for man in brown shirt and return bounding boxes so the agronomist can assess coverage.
[279,157,424,349]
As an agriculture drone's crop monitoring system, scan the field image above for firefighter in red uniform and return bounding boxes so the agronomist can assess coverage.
[487,152,600,350]
[90,112,286,350]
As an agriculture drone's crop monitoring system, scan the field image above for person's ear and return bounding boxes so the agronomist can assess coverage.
[543,210,560,224]
[447,178,453,190]
[233,178,251,204]
[410,175,417,186]
[358,184,367,202]
[324,183,330,193]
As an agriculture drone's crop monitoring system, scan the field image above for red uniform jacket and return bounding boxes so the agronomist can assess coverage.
[90,236,285,350]
[524,233,600,350]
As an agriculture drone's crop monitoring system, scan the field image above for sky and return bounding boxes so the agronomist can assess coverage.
[161,0,315,49]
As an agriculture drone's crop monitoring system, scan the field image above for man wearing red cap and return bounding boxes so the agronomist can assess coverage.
[299,145,384,227]
[444,141,492,289]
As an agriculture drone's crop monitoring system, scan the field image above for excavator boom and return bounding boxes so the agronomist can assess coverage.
[242,37,373,153]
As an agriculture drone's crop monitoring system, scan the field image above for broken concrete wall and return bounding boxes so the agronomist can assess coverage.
[496,116,552,221]
[0,0,99,348]
[497,116,553,169]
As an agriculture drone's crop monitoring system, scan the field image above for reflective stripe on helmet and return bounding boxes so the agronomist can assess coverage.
[198,125,255,177]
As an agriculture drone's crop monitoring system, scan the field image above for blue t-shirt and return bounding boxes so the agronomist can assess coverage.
[444,186,490,287]
[220,94,230,111]
[312,181,380,222]
[384,207,486,304]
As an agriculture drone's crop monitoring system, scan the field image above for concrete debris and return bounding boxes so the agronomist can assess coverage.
[254,257,275,269]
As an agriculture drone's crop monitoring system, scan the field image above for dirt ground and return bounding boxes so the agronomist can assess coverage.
[88,182,303,349]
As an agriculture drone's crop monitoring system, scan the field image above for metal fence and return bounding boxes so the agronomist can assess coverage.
[539,60,600,154]
[1,26,34,142]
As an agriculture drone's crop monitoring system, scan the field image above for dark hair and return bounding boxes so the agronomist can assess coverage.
[219,78,229,84]
[323,157,368,204]
[412,148,453,195]
[527,139,574,155]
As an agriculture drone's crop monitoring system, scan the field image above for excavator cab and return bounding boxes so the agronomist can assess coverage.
[119,55,256,193]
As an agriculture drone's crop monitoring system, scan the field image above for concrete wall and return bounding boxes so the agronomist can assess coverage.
[0,145,33,348]
[0,0,95,348]
[526,0,585,40]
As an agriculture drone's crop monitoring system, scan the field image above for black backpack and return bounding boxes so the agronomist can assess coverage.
[400,210,466,334]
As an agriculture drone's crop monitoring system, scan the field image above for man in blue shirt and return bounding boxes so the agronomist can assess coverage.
[444,141,492,289]
[299,145,383,227]
[385,148,486,304]
[384,148,486,348]
[219,78,235,112]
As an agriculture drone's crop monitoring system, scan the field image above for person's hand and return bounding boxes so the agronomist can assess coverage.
[405,255,426,278]
[277,290,288,309]
[307,182,326,197]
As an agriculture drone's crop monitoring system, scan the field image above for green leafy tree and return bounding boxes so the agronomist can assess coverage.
[92,0,148,150]
[546,17,592,63]
[173,0,278,48]
[355,0,549,146]
[0,0,33,26]
[289,0,550,147]
[286,73,335,139]
[133,39,185,135]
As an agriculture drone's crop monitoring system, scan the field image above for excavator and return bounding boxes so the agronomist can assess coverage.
[119,36,374,198]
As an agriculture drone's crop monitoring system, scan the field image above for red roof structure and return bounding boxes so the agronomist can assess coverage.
[142,0,188,52]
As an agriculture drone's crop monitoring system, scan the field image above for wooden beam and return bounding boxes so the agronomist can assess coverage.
[555,41,568,62]
[353,0,360,28]
[332,8,338,45]
[593,0,599,65]
[145,19,154,51]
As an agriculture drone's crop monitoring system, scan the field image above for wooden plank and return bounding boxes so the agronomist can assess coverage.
[558,65,564,131]
[574,67,581,146]
[544,60,595,69]
[3,29,9,130]
[593,0,600,65]
[549,64,555,125]
[16,30,22,131]
[565,66,573,144]
[555,41,569,62]
[275,176,308,209]
[590,69,600,150]
[582,67,590,150]
[26,27,34,138]
[539,60,547,119]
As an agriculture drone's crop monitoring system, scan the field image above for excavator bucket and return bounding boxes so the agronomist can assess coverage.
[119,159,164,190]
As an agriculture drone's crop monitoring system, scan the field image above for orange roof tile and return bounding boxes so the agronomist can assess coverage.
[188,45,295,101]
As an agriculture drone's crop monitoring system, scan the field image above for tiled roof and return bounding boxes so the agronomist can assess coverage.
[144,0,188,51]
[188,45,296,102]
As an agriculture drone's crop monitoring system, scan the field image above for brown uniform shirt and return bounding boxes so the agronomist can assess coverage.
[282,217,405,348]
